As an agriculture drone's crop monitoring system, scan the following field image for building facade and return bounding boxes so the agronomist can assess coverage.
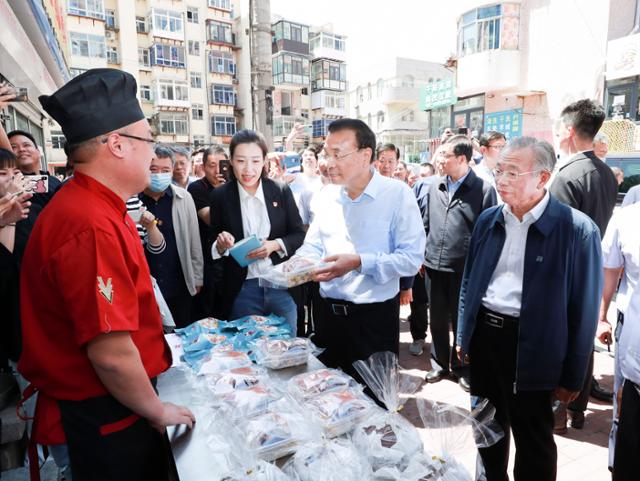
[349,57,451,162]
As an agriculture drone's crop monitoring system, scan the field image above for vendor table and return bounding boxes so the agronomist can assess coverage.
[157,356,325,480]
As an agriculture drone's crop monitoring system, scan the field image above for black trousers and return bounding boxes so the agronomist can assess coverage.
[470,310,557,481]
[613,380,640,481]
[191,262,218,321]
[315,295,400,383]
[166,291,193,329]
[58,391,169,481]
[289,283,309,337]
[409,272,429,341]
[426,268,464,373]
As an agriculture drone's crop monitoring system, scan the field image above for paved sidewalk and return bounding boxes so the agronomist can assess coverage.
[397,310,614,481]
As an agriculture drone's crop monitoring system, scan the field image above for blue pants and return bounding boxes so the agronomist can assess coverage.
[230,279,297,336]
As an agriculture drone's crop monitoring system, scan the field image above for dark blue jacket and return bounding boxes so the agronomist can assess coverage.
[456,195,603,392]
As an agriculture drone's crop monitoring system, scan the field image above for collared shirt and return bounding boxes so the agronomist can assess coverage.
[446,170,470,201]
[473,163,503,204]
[482,191,550,316]
[18,172,170,400]
[212,181,286,279]
[601,202,640,314]
[619,285,640,386]
[296,170,425,304]
[622,184,640,207]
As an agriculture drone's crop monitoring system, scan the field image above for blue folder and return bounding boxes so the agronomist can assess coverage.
[229,234,262,267]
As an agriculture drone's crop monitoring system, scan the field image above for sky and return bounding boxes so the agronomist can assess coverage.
[270,0,463,87]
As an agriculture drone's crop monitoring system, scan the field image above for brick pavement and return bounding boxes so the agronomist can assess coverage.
[397,309,615,481]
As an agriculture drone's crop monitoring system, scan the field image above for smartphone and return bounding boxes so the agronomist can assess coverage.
[23,174,48,193]
[283,153,301,172]
[219,158,230,181]
[457,127,469,136]
[12,87,28,102]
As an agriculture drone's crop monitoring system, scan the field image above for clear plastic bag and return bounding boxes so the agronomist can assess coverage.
[416,397,505,481]
[283,438,371,481]
[205,366,267,395]
[305,388,376,438]
[221,461,293,481]
[287,368,357,400]
[253,338,315,369]
[351,352,424,477]
[258,256,328,289]
[217,386,283,420]
[199,350,253,375]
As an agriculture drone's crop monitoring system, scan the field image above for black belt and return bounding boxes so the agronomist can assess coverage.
[323,296,395,317]
[479,306,519,328]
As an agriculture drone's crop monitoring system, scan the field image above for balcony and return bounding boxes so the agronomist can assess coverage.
[310,32,346,62]
[272,20,310,55]
[272,39,309,56]
[311,91,346,116]
[381,86,420,106]
[456,49,521,97]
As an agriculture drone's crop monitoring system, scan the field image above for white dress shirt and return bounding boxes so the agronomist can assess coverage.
[482,191,550,316]
[211,181,286,280]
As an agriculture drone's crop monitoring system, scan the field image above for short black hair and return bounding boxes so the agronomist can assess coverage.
[444,134,473,162]
[560,99,605,141]
[479,131,506,147]
[203,144,228,166]
[327,118,376,163]
[191,147,205,157]
[420,162,435,175]
[229,129,268,159]
[8,129,37,147]
[0,147,17,169]
[376,143,400,160]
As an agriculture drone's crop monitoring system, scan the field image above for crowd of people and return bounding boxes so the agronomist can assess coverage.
[0,68,638,481]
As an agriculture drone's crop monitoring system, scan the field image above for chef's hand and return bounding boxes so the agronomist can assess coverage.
[399,289,413,306]
[246,240,280,260]
[150,402,196,432]
[554,386,579,404]
[216,231,235,254]
[313,254,360,282]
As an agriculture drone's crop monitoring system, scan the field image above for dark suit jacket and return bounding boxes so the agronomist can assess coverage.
[209,178,305,319]
[549,150,618,237]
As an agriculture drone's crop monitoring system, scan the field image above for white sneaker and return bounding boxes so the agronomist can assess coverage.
[409,339,425,356]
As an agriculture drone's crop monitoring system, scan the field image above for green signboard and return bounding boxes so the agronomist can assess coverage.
[420,79,457,111]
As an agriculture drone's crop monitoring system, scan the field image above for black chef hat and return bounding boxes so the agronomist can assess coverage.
[39,68,145,144]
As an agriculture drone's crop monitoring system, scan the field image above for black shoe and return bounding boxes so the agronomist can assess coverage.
[458,376,471,392]
[569,409,585,429]
[552,400,567,434]
[426,368,448,383]
[591,378,614,403]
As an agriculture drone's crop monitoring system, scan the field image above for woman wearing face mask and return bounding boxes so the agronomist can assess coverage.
[210,130,305,333]
[139,146,204,328]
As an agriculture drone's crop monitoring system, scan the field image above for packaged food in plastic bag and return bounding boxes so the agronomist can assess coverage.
[288,368,357,400]
[221,461,293,481]
[306,388,375,438]
[258,256,328,289]
[217,385,283,419]
[175,317,223,339]
[183,332,232,354]
[351,352,424,477]
[398,452,447,481]
[199,350,252,375]
[282,438,371,481]
[205,366,267,395]
[232,314,288,329]
[253,338,315,369]
[416,397,504,481]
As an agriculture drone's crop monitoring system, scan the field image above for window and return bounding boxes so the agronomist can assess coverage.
[151,9,183,35]
[210,84,236,105]
[150,44,186,68]
[324,92,345,110]
[70,68,87,78]
[193,135,205,147]
[207,20,232,44]
[51,131,65,149]
[211,116,236,136]
[188,40,200,56]
[192,104,204,120]
[158,80,189,102]
[312,119,331,137]
[208,0,231,10]
[105,9,116,29]
[208,50,235,74]
[190,72,202,89]
[138,48,150,67]
[311,59,346,91]
[70,32,106,58]
[186,7,199,23]
[272,53,310,85]
[67,0,104,19]
[107,46,119,64]
[139,85,152,102]
[136,16,147,33]
[273,21,308,43]
[158,112,188,135]
[458,4,503,57]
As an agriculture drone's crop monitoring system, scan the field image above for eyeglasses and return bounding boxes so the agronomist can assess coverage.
[102,132,156,146]
[318,148,361,162]
[492,169,545,181]
[488,144,506,150]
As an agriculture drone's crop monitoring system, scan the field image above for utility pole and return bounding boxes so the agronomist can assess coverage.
[249,0,273,148]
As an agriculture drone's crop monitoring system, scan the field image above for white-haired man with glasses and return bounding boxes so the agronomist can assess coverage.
[456,136,603,481]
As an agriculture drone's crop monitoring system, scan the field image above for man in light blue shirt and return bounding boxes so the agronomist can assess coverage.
[295,118,425,381]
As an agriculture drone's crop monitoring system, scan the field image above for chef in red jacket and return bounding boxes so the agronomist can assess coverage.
[18,68,194,481]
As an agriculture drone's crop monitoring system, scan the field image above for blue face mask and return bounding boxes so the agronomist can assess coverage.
[149,172,172,193]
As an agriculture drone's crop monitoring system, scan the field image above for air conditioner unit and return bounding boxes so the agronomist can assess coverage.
[105,31,115,40]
